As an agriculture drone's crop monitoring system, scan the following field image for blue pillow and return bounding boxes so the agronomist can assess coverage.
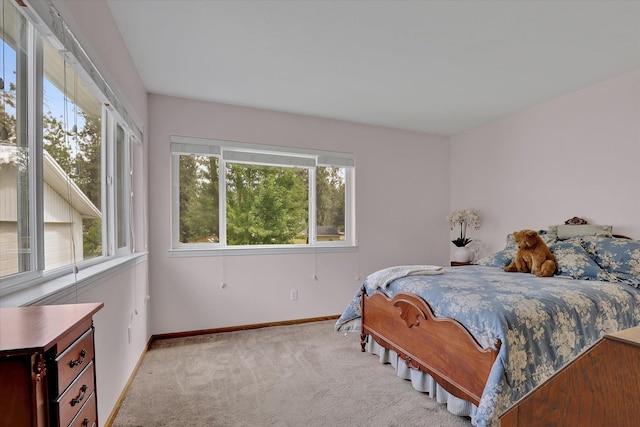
[579,237,640,287]
[476,233,517,268]
[549,240,617,281]
[476,247,516,268]
[476,230,554,269]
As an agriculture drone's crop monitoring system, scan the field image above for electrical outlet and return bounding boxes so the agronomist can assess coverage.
[290,289,298,301]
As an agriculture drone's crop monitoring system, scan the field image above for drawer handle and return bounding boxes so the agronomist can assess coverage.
[71,384,88,407]
[69,349,87,368]
[82,418,89,427]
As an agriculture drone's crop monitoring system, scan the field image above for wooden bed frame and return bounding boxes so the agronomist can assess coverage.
[359,219,631,410]
[360,287,501,406]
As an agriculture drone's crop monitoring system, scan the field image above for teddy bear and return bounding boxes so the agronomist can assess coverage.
[504,229,556,277]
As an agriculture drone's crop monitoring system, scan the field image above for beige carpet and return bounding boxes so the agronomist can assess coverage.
[112,320,472,427]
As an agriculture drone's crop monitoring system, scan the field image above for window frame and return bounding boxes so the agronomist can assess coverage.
[170,136,356,256]
[0,1,137,296]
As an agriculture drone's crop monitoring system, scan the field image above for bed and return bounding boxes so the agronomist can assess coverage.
[335,225,640,426]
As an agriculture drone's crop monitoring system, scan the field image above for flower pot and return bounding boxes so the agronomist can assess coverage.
[453,246,474,263]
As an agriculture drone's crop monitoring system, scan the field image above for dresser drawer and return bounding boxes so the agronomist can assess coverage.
[55,329,95,396]
[56,361,95,427]
[69,391,97,427]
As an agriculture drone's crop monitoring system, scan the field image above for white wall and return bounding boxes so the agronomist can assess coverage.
[148,94,451,334]
[450,68,640,256]
[60,261,150,426]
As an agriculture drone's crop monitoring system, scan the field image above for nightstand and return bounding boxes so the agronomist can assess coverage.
[451,261,473,267]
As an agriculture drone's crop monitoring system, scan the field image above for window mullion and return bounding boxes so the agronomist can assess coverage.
[170,153,180,247]
[308,167,316,245]
[219,157,227,247]
[344,168,354,245]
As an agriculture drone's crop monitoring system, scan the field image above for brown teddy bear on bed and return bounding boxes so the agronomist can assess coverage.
[504,229,556,277]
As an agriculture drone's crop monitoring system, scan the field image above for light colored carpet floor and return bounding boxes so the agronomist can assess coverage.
[112,320,473,427]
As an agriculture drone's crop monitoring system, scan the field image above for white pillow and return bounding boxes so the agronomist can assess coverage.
[548,224,612,240]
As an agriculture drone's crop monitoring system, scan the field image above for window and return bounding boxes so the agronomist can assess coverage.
[115,124,129,252]
[225,162,309,246]
[316,166,347,242]
[177,154,219,244]
[0,1,29,278]
[43,36,104,270]
[171,137,354,252]
[0,0,136,293]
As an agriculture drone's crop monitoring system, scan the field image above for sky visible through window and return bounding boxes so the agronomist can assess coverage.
[0,41,15,118]
[2,40,86,136]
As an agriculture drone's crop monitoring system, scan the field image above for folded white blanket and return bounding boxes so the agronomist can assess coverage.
[366,265,444,289]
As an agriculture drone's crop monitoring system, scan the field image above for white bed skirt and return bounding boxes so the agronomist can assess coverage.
[365,335,479,424]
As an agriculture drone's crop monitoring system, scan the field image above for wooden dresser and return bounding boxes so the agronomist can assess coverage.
[500,325,640,427]
[0,303,103,427]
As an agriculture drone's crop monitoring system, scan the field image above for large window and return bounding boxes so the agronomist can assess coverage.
[0,0,135,293]
[171,137,354,252]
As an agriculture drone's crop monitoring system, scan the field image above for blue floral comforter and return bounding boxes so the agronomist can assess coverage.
[335,265,640,426]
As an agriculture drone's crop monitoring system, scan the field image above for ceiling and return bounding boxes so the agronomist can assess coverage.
[106,0,640,136]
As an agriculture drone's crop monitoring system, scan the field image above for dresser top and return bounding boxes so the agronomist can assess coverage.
[606,325,640,348]
[0,303,103,354]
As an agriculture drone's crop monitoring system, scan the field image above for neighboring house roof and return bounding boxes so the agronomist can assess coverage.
[0,144,101,219]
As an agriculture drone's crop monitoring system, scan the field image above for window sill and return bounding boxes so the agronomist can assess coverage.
[0,252,148,308]
[168,244,358,257]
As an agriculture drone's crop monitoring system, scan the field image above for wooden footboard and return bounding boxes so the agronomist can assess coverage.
[361,288,501,406]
